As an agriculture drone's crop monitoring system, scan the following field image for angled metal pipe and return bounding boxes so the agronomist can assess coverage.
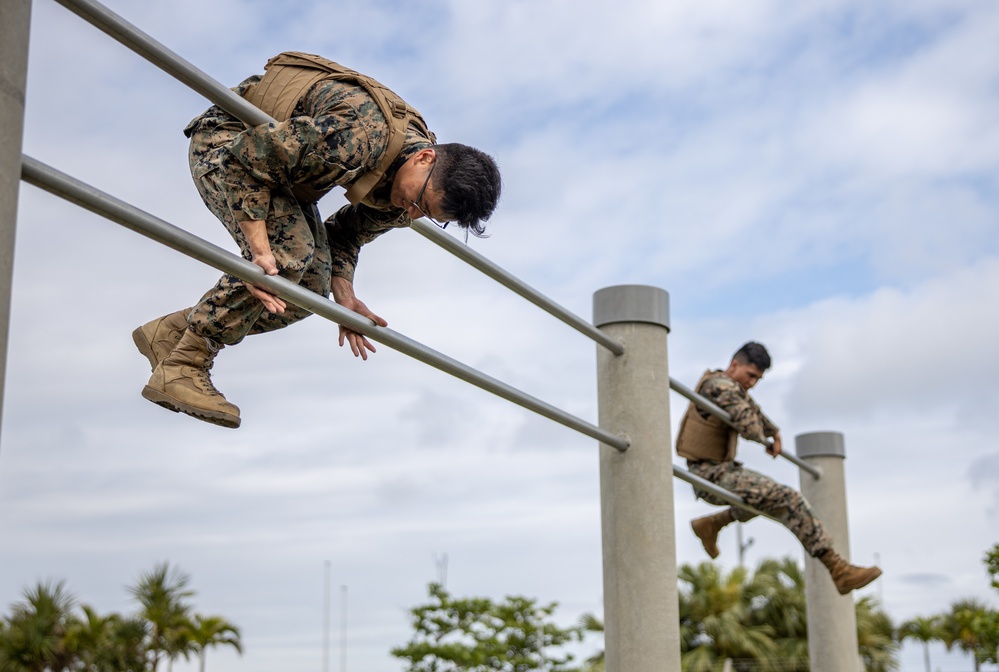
[20,155,628,451]
[53,0,628,361]
[410,219,624,355]
[670,377,822,479]
[672,464,776,521]
[52,0,273,128]
[48,0,813,481]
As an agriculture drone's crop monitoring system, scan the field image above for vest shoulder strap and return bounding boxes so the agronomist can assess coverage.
[243,52,436,205]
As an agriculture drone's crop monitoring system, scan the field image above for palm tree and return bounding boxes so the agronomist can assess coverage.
[939,598,996,672]
[0,580,79,672]
[678,562,778,672]
[856,596,899,672]
[128,562,196,672]
[186,614,243,672]
[577,613,604,672]
[745,557,809,671]
[899,615,942,672]
[64,605,114,671]
[985,544,999,593]
[63,605,149,672]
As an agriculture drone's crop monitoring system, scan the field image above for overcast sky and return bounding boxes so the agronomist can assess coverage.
[2,0,998,671]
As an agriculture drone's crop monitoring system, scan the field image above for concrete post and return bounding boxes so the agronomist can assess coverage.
[796,432,862,672]
[593,285,679,672]
[0,0,33,451]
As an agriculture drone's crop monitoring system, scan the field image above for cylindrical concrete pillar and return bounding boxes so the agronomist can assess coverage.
[796,432,862,672]
[594,285,679,672]
[0,0,32,451]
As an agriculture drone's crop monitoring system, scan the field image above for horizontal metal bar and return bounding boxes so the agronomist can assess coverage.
[668,377,822,479]
[52,0,274,129]
[45,0,820,474]
[771,445,821,478]
[409,219,625,356]
[21,155,629,451]
[56,0,628,364]
[672,464,777,522]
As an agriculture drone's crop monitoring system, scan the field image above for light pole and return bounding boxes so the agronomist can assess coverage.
[323,561,331,672]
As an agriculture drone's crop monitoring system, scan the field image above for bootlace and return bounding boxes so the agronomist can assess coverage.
[197,337,225,396]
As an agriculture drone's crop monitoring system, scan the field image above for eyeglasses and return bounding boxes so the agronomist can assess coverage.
[412,160,450,230]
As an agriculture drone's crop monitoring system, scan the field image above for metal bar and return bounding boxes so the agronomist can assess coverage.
[21,155,628,451]
[669,377,822,479]
[410,219,625,356]
[45,0,810,475]
[51,0,274,129]
[774,445,822,478]
[55,0,629,363]
[672,464,776,521]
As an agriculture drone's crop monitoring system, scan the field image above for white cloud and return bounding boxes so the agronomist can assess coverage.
[784,257,999,421]
[4,1,999,671]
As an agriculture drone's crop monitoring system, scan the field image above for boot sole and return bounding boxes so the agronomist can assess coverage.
[141,385,241,429]
[132,327,158,371]
[835,567,882,595]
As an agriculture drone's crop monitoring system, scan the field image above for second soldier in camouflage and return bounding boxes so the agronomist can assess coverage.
[675,342,882,594]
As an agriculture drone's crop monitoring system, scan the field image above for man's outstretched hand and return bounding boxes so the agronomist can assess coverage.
[240,219,287,314]
[766,432,783,458]
[331,276,388,361]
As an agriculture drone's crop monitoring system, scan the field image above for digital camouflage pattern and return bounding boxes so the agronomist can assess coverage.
[685,370,832,557]
[182,75,431,344]
[687,459,833,556]
[695,370,779,445]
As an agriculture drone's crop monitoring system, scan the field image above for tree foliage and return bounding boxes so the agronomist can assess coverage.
[898,615,942,672]
[0,564,241,672]
[898,543,999,672]
[391,582,583,672]
[578,556,897,672]
[986,543,999,594]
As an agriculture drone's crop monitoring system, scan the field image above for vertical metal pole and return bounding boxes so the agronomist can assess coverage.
[339,585,347,672]
[796,432,862,672]
[594,285,679,672]
[0,0,32,453]
[323,561,331,672]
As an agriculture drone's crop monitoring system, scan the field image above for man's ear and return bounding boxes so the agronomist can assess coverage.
[415,148,436,166]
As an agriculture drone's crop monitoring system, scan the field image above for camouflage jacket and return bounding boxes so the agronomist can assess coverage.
[185,75,432,281]
[695,370,780,445]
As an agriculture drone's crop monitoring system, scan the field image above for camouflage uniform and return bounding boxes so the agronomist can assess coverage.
[683,371,833,557]
[182,75,431,345]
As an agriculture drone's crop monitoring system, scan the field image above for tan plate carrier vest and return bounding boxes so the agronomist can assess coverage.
[675,370,738,462]
[243,51,436,205]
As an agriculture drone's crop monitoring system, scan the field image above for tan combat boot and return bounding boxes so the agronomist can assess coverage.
[818,550,882,594]
[132,308,192,371]
[691,509,736,559]
[141,329,240,429]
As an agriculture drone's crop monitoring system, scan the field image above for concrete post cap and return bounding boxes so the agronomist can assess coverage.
[795,431,846,459]
[593,285,670,330]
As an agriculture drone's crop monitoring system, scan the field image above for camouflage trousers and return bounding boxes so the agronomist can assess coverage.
[687,460,833,557]
[185,120,332,345]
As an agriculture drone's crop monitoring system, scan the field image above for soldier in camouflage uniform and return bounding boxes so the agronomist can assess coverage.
[676,342,881,594]
[131,53,502,429]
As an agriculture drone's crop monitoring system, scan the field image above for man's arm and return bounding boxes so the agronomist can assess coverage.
[325,203,408,359]
[330,276,386,360]
[326,203,410,282]
[239,219,286,315]
[700,376,779,446]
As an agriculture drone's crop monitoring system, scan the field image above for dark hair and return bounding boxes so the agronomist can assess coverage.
[733,342,772,371]
[431,143,502,237]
